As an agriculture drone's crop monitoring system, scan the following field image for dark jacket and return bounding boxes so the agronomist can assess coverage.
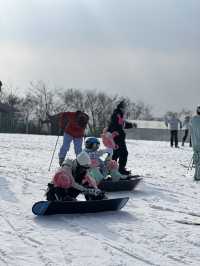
[108,107,126,139]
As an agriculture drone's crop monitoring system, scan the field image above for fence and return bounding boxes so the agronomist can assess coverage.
[125,128,190,142]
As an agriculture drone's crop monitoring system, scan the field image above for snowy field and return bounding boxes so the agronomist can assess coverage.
[0,133,199,266]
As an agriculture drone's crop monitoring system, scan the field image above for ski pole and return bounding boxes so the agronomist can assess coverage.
[48,135,59,171]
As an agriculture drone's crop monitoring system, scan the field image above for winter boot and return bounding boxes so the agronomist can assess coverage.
[46,183,57,201]
[110,169,126,181]
[54,187,68,201]
[119,168,131,176]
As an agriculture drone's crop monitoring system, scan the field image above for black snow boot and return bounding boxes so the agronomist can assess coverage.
[54,187,68,201]
[46,183,57,201]
[119,168,131,175]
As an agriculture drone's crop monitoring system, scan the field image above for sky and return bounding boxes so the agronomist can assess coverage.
[0,0,200,115]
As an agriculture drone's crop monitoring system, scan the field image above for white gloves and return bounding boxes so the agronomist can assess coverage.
[83,188,102,196]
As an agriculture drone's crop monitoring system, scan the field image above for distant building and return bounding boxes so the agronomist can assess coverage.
[126,119,170,141]
[130,120,166,129]
[0,102,17,132]
[126,119,189,142]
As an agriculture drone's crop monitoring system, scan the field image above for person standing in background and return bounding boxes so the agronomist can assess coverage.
[0,80,2,92]
[107,101,132,175]
[165,113,182,148]
[58,111,89,166]
[190,106,200,181]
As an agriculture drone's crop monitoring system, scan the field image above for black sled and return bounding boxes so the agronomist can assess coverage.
[98,176,142,192]
[32,197,129,216]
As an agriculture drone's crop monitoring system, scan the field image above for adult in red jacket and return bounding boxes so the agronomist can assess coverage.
[59,110,89,166]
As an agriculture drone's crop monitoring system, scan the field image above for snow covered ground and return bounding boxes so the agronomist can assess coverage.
[0,133,199,266]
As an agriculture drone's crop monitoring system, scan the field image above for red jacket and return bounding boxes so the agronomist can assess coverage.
[59,111,88,138]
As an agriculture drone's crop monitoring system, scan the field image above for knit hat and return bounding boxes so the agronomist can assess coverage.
[117,101,126,109]
[76,151,91,167]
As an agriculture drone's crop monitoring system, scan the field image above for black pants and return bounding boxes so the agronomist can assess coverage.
[182,129,192,146]
[170,130,178,147]
[46,184,81,201]
[112,136,128,171]
[66,187,80,198]
[54,187,104,201]
[54,187,80,201]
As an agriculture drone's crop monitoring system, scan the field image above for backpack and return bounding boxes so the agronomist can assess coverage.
[76,111,89,128]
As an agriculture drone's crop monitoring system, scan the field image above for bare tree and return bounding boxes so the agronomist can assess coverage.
[95,92,118,129]
[84,90,119,135]
[20,94,37,133]
[58,88,85,111]
[58,89,119,136]
[128,100,153,120]
[84,91,99,135]
[27,81,59,133]
[4,83,154,135]
[58,88,154,135]
[178,108,193,119]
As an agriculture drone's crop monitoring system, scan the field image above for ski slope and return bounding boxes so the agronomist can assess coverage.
[0,133,199,266]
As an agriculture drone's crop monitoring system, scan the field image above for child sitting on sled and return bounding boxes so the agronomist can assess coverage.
[84,131,128,185]
[46,151,105,201]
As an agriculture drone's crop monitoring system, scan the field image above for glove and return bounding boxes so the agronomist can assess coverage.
[83,188,106,200]
[84,188,102,196]
[124,121,133,129]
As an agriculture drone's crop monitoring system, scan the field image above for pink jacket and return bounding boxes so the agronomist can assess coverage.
[101,128,119,149]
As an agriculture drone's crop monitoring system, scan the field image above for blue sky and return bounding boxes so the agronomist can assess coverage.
[0,0,199,114]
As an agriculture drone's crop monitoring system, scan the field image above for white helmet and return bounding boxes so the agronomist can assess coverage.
[76,151,91,167]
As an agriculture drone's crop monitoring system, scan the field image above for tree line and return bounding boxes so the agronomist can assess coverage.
[0,81,192,135]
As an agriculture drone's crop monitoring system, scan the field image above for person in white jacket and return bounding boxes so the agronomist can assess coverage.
[190,106,200,181]
[165,113,182,148]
